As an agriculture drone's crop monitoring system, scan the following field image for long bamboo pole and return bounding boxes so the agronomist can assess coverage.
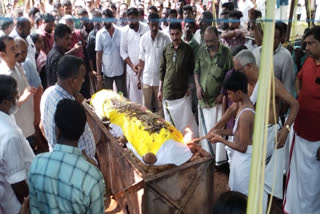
[287,0,297,42]
[246,0,276,213]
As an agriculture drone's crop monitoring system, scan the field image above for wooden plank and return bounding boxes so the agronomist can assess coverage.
[286,0,296,42]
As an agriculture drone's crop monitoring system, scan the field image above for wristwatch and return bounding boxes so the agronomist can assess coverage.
[284,124,291,132]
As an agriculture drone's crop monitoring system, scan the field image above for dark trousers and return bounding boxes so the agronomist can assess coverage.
[103,74,126,96]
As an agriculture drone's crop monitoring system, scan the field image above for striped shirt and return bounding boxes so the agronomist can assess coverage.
[40,84,96,158]
[28,144,105,214]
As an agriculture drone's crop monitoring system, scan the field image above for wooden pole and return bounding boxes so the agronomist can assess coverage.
[305,0,312,28]
[286,0,296,42]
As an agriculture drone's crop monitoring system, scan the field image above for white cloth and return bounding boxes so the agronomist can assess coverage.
[164,96,198,138]
[95,25,124,78]
[0,62,35,137]
[120,22,149,104]
[250,81,259,104]
[161,27,171,40]
[264,124,284,199]
[139,31,171,86]
[316,0,320,22]
[284,134,320,214]
[229,107,255,195]
[238,0,254,24]
[199,104,227,165]
[0,111,34,214]
[109,123,193,166]
[229,146,253,195]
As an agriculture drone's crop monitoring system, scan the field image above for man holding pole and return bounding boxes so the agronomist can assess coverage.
[194,26,232,163]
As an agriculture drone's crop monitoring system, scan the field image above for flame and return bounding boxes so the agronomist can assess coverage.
[183,128,193,145]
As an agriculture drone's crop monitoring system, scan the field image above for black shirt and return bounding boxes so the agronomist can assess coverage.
[46,44,64,87]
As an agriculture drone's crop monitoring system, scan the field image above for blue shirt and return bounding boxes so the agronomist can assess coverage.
[40,84,96,158]
[28,144,105,214]
[23,57,42,88]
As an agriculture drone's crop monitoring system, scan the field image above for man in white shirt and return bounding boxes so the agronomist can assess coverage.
[9,17,37,68]
[0,36,37,143]
[120,7,149,104]
[0,75,35,214]
[96,9,125,94]
[138,13,170,113]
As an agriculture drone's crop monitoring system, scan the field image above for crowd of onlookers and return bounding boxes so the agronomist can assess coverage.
[0,0,319,213]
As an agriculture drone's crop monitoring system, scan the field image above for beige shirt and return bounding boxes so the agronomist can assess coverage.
[0,61,35,137]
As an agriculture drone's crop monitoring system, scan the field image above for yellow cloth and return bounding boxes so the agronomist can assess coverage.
[91,90,184,157]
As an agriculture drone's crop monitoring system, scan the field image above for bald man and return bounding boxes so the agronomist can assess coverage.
[15,38,43,144]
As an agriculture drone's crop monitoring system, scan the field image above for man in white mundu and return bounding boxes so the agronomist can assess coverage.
[158,22,198,137]
[120,7,148,104]
[194,27,232,164]
[284,26,320,214]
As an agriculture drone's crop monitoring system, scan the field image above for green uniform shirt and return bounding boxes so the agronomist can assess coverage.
[183,35,200,55]
[160,41,195,100]
[194,43,233,108]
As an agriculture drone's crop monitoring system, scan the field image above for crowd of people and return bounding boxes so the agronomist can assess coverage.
[0,0,319,213]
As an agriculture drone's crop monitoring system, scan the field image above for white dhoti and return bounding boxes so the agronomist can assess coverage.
[199,104,227,165]
[163,96,198,138]
[263,124,285,213]
[283,134,320,214]
[126,70,143,105]
[229,145,252,196]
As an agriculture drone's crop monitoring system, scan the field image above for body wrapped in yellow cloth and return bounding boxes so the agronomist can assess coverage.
[90,90,192,166]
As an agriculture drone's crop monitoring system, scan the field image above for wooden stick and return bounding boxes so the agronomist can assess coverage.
[188,135,209,144]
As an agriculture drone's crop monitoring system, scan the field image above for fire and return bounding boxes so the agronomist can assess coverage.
[183,128,193,145]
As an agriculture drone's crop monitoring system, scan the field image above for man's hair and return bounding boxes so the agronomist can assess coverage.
[120,3,128,8]
[54,24,72,42]
[0,18,14,31]
[148,13,160,23]
[92,10,102,18]
[102,8,114,18]
[169,9,177,16]
[138,8,144,17]
[220,11,229,17]
[77,8,88,16]
[229,10,243,19]
[42,13,55,22]
[54,99,86,141]
[29,33,41,44]
[305,26,320,42]
[177,0,186,5]
[0,35,13,52]
[0,75,17,103]
[222,2,235,11]
[223,71,248,93]
[234,50,256,67]
[61,0,72,7]
[16,17,31,29]
[148,6,158,13]
[169,22,182,31]
[183,5,192,12]
[213,191,247,214]
[54,2,61,9]
[232,45,248,57]
[57,55,84,80]
[275,21,287,38]
[111,3,116,10]
[127,7,139,17]
[28,7,40,17]
[201,11,213,23]
[205,26,218,37]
